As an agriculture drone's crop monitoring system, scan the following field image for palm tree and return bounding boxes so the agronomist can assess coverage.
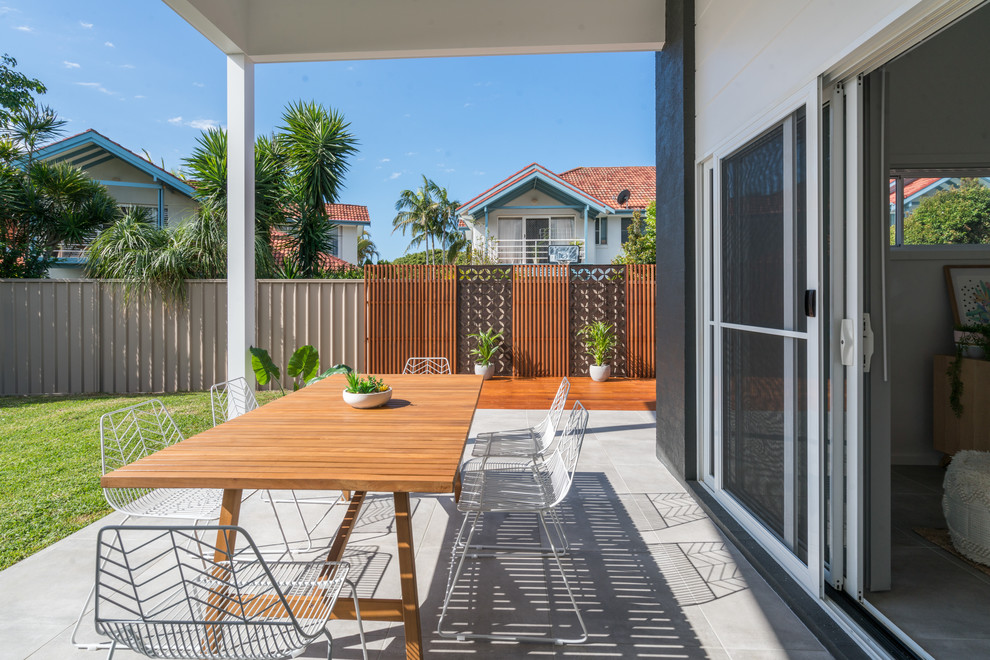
[278,101,358,277]
[357,228,379,264]
[85,207,192,302]
[393,178,436,261]
[393,176,460,265]
[182,127,286,278]
[2,103,64,166]
[432,183,461,264]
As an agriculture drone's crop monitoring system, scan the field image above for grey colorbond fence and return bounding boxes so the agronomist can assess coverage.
[0,279,364,396]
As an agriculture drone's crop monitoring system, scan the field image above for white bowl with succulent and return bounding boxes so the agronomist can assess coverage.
[580,321,617,382]
[342,372,392,408]
[469,327,503,380]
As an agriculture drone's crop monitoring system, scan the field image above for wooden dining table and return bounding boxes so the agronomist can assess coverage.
[100,372,484,660]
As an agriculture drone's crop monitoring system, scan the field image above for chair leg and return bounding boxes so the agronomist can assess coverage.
[436,510,482,639]
[289,491,315,552]
[261,490,343,553]
[263,490,296,557]
[536,511,587,644]
[348,579,369,660]
[71,515,131,650]
[437,509,587,645]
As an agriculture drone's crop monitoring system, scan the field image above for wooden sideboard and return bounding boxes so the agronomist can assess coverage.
[933,354,990,455]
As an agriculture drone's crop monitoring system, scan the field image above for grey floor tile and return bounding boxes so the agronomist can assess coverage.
[868,545,990,640]
[5,408,831,660]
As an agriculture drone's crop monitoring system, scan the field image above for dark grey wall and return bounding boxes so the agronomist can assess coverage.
[655,0,696,479]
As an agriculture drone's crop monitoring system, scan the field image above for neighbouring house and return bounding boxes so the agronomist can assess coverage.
[31,129,371,277]
[32,129,197,278]
[457,163,654,264]
[321,203,370,265]
[889,176,990,242]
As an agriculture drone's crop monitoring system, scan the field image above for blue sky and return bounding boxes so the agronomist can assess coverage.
[2,0,656,259]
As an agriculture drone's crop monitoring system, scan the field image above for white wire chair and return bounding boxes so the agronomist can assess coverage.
[210,377,334,554]
[72,400,223,651]
[471,376,570,459]
[402,356,452,375]
[95,524,367,660]
[437,402,590,645]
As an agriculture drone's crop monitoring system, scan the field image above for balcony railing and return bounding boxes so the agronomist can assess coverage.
[52,244,88,262]
[492,238,585,264]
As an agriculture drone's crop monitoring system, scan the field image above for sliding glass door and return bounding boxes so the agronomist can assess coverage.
[703,91,822,591]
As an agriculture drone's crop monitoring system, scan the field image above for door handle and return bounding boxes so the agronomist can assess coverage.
[804,289,817,318]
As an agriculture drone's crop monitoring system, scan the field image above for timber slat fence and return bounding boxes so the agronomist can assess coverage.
[365,264,656,378]
[364,265,456,374]
[0,279,364,396]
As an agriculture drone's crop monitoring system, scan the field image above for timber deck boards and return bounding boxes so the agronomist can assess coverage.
[478,377,656,411]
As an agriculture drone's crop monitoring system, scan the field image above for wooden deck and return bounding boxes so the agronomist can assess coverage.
[478,377,656,411]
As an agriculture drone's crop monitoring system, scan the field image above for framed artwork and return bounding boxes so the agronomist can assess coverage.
[945,265,990,325]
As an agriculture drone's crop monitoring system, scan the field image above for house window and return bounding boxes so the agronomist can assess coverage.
[888,173,990,246]
[620,216,634,244]
[496,215,578,263]
[595,217,608,245]
[119,203,167,227]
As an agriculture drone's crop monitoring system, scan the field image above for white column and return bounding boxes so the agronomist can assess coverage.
[226,54,255,384]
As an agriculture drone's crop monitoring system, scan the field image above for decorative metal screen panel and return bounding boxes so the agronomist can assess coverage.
[456,266,513,375]
[569,265,627,377]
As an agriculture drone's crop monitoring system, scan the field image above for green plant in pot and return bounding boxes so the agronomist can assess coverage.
[342,372,392,408]
[580,321,617,382]
[948,323,990,417]
[468,327,503,380]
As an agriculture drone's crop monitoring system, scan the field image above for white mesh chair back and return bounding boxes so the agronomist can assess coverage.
[532,377,570,451]
[95,525,356,659]
[210,377,259,426]
[543,402,589,508]
[99,400,220,519]
[402,357,452,375]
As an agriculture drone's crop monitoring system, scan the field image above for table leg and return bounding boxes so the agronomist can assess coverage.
[205,489,242,652]
[214,488,243,561]
[394,492,423,660]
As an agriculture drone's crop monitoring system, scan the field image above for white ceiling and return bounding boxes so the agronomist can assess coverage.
[162,0,665,62]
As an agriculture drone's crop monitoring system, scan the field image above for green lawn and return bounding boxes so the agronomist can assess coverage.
[0,390,278,571]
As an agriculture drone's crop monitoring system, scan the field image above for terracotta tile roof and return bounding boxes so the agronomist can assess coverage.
[270,229,354,270]
[558,166,655,210]
[326,203,370,224]
[889,177,942,204]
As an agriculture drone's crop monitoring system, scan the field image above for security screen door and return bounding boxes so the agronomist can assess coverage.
[712,100,821,588]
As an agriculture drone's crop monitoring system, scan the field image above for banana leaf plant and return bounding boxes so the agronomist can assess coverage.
[250,344,352,393]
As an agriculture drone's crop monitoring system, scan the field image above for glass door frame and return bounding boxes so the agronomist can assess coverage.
[698,80,824,596]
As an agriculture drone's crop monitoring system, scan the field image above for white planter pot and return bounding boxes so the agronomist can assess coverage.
[475,363,495,380]
[342,387,392,409]
[590,364,611,382]
[955,330,986,359]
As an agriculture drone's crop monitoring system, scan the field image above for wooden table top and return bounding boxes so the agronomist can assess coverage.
[101,373,484,493]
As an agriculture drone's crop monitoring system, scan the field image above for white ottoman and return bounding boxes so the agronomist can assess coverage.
[943,450,990,566]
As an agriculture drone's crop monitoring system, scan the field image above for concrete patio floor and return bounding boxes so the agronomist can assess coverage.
[1,408,832,659]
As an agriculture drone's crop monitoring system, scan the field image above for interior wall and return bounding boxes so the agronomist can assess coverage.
[886,253,990,464]
[883,3,990,464]
[885,3,990,169]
